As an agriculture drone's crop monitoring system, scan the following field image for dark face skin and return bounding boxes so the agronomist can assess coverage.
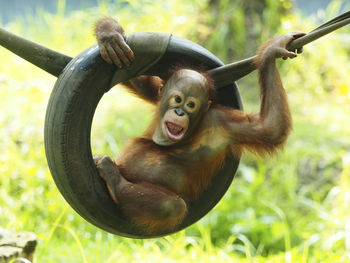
[153,69,212,146]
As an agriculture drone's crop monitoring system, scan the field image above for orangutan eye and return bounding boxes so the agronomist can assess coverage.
[175,96,182,103]
[169,93,184,107]
[184,98,199,113]
[187,101,195,108]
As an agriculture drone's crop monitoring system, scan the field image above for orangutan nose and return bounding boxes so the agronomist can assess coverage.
[174,108,185,117]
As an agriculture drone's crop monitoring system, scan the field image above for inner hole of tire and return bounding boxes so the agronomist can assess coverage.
[91,83,153,158]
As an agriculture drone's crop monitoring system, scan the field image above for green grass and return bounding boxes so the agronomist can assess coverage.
[1,1,350,262]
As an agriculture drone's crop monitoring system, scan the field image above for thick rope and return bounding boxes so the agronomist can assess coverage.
[0,27,72,77]
[311,11,350,32]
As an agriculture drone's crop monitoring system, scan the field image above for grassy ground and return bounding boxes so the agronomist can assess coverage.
[1,2,350,262]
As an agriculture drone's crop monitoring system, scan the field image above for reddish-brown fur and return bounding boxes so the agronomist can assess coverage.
[94,18,299,234]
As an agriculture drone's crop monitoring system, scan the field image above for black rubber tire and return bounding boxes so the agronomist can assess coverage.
[44,34,242,238]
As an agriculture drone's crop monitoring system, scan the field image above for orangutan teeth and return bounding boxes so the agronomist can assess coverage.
[166,122,183,135]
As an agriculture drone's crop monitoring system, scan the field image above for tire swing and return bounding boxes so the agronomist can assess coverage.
[44,32,243,238]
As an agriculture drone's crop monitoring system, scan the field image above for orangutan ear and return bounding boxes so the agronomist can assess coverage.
[158,85,164,99]
[206,100,212,111]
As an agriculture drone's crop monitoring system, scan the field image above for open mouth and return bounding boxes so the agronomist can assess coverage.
[165,121,186,141]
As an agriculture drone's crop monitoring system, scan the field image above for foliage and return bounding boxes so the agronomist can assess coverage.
[196,0,294,62]
[1,0,350,262]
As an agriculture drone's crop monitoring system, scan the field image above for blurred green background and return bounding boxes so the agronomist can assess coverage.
[0,0,350,262]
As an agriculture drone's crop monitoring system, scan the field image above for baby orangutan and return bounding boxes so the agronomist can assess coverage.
[94,18,305,234]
